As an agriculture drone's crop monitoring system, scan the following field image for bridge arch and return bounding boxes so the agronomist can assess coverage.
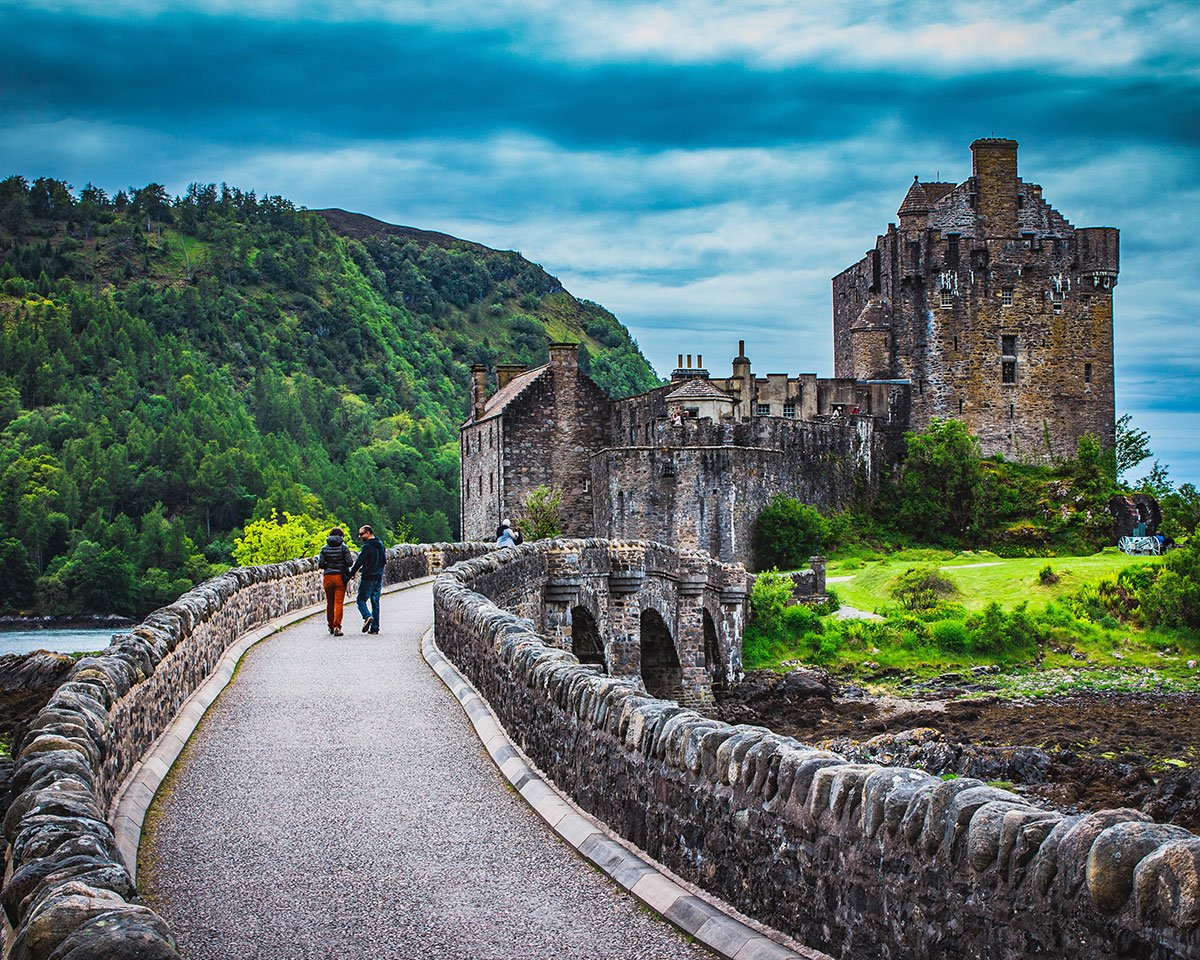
[639,608,683,700]
[570,604,606,671]
[701,607,724,695]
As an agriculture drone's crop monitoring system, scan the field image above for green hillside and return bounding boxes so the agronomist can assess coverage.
[0,176,661,616]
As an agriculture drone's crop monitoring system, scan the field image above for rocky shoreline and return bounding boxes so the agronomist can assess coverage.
[709,669,1200,830]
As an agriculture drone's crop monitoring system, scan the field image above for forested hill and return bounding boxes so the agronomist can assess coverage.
[0,176,661,616]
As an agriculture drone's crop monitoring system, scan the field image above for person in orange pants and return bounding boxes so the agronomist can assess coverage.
[317,527,354,636]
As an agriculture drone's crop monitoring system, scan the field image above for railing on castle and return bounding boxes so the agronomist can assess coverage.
[1,542,491,960]
[434,540,1200,960]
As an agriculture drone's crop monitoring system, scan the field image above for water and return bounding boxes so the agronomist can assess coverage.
[0,628,116,657]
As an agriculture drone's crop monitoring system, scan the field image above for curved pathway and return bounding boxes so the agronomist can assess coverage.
[140,582,712,960]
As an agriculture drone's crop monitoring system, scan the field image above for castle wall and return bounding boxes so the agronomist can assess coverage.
[460,417,504,540]
[592,417,892,568]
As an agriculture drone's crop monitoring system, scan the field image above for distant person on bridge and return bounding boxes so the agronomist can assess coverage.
[317,527,354,636]
[495,518,522,548]
[349,525,386,634]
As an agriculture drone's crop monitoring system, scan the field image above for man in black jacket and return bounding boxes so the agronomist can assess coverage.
[349,525,386,633]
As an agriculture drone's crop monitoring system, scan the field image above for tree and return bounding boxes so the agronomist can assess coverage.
[896,419,984,541]
[1114,414,1152,481]
[232,510,350,565]
[0,538,37,611]
[516,485,563,542]
[753,495,829,572]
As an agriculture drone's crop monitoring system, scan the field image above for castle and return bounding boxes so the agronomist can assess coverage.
[461,139,1119,566]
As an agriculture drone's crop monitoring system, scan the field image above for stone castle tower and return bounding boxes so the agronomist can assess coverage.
[832,138,1118,462]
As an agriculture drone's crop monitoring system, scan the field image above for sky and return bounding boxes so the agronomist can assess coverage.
[2,0,1198,484]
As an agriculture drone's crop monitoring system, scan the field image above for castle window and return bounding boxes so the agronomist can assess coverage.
[783,403,796,419]
[941,290,953,309]
[958,398,965,414]
[1051,289,1064,312]
[1002,361,1016,384]
[582,478,590,494]
[756,403,770,416]
[1009,403,1015,419]
[1001,334,1017,357]
[661,460,675,479]
[1083,295,1092,310]
[1017,194,1025,209]
[1002,289,1013,307]
[478,476,483,496]
[489,473,493,494]
[1085,363,1092,384]
[953,336,959,352]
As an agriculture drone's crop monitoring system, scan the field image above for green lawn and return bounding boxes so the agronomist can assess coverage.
[826,547,1163,616]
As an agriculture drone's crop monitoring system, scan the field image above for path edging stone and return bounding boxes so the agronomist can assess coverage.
[420,627,827,960]
[111,576,435,878]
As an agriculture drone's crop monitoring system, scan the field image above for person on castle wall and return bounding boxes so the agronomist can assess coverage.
[348,524,386,634]
[317,527,354,636]
[495,518,522,548]
[671,411,683,426]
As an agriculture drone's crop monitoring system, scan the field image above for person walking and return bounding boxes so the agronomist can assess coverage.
[348,524,386,633]
[495,518,522,548]
[317,527,354,636]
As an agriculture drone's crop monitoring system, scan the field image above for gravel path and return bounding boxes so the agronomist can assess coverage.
[141,583,712,960]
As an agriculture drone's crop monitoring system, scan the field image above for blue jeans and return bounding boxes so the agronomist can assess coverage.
[356,577,382,630]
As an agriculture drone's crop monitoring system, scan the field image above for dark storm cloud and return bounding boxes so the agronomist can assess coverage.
[4,8,1199,156]
[1,2,1197,480]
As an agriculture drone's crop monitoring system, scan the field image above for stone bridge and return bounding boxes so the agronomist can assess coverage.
[2,539,1197,960]
[468,539,749,705]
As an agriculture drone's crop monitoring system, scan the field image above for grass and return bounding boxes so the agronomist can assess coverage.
[748,547,1199,696]
[826,547,1163,616]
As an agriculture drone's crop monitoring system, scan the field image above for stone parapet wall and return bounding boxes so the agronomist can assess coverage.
[1,542,491,960]
[434,546,1200,960]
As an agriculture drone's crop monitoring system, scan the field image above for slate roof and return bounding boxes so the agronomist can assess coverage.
[473,363,549,423]
[666,378,736,401]
[898,177,958,216]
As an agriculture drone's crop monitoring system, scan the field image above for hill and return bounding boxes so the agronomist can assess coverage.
[0,175,661,616]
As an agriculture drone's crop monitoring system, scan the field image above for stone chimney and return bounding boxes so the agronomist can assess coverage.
[548,342,578,370]
[470,364,487,421]
[732,341,753,418]
[970,138,1019,237]
[496,364,526,390]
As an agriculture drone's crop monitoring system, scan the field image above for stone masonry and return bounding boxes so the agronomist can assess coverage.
[834,138,1117,462]
[434,545,1200,960]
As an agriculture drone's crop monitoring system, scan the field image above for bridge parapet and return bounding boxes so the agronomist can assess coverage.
[434,542,1200,960]
[1,541,492,960]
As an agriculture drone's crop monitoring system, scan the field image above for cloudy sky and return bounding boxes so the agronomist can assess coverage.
[3,0,1198,483]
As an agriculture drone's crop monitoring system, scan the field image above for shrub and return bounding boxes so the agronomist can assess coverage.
[930,619,969,652]
[1038,564,1059,585]
[965,602,1041,659]
[233,510,350,565]
[890,566,960,611]
[753,495,830,571]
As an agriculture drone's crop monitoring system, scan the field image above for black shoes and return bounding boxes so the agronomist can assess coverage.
[362,617,373,633]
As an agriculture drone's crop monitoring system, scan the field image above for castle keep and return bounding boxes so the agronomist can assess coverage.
[834,138,1118,460]
[462,139,1119,564]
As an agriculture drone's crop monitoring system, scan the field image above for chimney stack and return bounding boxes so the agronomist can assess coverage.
[697,354,703,369]
[687,354,693,368]
[678,354,684,368]
[496,364,526,390]
[470,364,487,421]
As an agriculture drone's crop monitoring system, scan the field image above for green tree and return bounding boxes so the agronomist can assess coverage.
[1114,414,1152,482]
[896,419,984,541]
[752,495,829,572]
[516,485,563,542]
[232,510,350,565]
[0,538,37,611]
